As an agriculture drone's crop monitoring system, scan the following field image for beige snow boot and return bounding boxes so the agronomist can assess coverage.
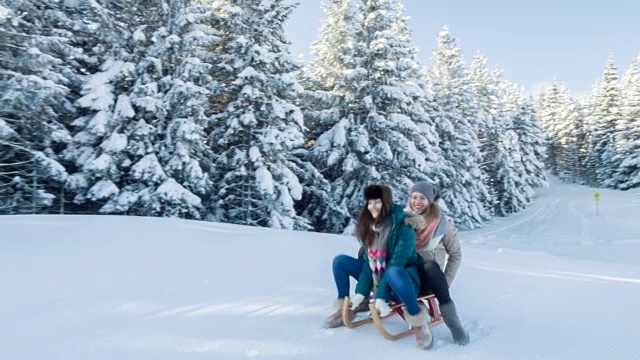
[404,306,433,350]
[322,298,354,328]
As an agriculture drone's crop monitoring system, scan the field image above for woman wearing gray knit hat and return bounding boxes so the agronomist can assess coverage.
[404,181,469,345]
[405,181,461,285]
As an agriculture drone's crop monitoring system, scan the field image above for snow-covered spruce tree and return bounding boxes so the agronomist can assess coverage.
[587,55,623,187]
[535,81,564,176]
[491,129,533,216]
[556,84,586,182]
[574,96,591,181]
[615,57,640,189]
[59,0,121,73]
[209,0,312,230]
[507,85,548,189]
[125,0,218,218]
[64,0,218,219]
[299,0,356,142]
[493,83,535,216]
[468,54,496,214]
[572,100,588,183]
[470,55,532,216]
[290,148,350,233]
[302,0,354,94]
[62,59,137,214]
[309,0,443,230]
[426,27,491,229]
[580,93,599,185]
[0,1,74,214]
[468,55,502,214]
[536,81,589,182]
[291,0,356,233]
[61,0,160,214]
[62,0,143,211]
[390,1,445,189]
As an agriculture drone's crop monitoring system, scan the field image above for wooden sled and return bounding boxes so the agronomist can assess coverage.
[342,294,444,340]
[341,296,396,329]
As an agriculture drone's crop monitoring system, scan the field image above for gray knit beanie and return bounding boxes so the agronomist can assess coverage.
[410,181,440,204]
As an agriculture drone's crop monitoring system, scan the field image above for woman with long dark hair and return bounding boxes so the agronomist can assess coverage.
[323,184,434,349]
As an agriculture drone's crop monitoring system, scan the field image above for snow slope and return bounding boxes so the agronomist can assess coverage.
[2,177,640,359]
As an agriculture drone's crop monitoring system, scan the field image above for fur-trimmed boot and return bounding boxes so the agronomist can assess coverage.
[322,298,354,328]
[440,301,469,345]
[404,306,433,350]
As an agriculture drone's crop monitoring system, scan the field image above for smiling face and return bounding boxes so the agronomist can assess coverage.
[367,198,383,219]
[410,192,430,213]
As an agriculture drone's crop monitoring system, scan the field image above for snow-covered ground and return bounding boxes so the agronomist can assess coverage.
[2,176,640,359]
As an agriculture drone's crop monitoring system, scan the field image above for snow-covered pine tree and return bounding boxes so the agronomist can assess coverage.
[574,96,590,179]
[470,55,532,216]
[426,27,491,228]
[290,148,350,233]
[305,0,355,91]
[63,58,137,213]
[59,0,120,73]
[536,81,589,182]
[64,0,218,219]
[536,81,563,176]
[492,128,534,215]
[586,55,623,187]
[507,85,548,189]
[303,0,354,93]
[580,92,599,184]
[0,1,73,214]
[62,0,158,215]
[615,57,640,189]
[292,0,356,232]
[120,0,218,219]
[571,99,588,183]
[209,0,312,230]
[391,1,445,185]
[310,0,442,230]
[300,0,356,142]
[556,84,585,182]
[469,54,499,215]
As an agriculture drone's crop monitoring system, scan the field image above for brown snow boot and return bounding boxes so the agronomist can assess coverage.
[440,301,469,345]
[404,306,433,350]
[322,298,354,328]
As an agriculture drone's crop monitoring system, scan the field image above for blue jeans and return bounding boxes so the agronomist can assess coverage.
[332,254,363,298]
[332,255,421,315]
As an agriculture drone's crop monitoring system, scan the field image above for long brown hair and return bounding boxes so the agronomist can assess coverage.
[356,185,393,247]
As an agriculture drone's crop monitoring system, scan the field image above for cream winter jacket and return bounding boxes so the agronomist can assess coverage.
[404,208,462,287]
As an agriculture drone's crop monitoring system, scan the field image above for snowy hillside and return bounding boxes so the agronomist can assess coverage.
[2,178,640,359]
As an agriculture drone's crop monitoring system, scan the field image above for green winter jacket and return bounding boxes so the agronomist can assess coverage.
[355,203,422,302]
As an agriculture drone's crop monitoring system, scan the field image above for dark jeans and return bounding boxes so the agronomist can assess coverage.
[418,259,452,305]
[332,254,421,315]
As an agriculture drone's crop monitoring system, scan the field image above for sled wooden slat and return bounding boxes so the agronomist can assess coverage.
[341,296,398,328]
[369,303,417,340]
[343,294,444,341]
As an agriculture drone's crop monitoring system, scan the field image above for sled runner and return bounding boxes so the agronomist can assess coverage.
[342,294,443,340]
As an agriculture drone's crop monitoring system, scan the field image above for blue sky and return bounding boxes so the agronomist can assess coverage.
[284,0,640,97]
